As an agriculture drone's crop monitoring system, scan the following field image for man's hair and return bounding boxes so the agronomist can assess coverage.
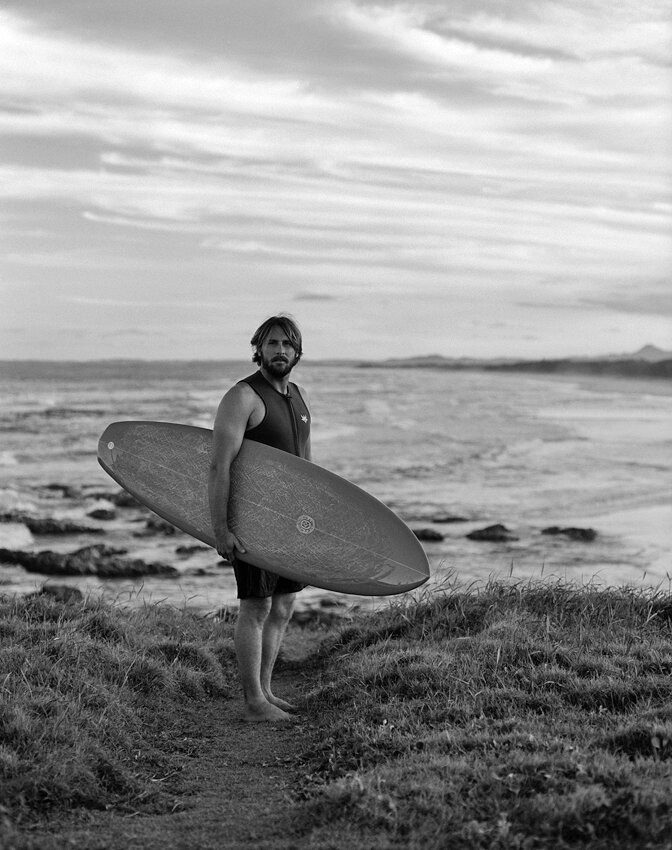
[250,315,303,364]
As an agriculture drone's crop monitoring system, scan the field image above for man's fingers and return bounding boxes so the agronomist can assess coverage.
[216,534,245,561]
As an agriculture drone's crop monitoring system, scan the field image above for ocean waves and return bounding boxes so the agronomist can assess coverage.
[0,361,670,608]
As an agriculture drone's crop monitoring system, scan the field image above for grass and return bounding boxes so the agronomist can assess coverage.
[2,578,672,848]
[295,578,672,849]
[0,593,238,842]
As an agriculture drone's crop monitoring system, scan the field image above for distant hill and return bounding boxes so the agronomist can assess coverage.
[482,358,672,379]
[616,345,672,362]
[359,346,672,379]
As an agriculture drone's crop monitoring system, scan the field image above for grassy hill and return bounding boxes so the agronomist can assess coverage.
[2,580,672,848]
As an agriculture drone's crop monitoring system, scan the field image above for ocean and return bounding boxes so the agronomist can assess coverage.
[1,360,670,613]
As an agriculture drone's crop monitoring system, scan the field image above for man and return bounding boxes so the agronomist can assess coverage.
[208,315,311,722]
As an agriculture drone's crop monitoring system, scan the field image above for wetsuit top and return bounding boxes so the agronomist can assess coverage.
[238,371,311,459]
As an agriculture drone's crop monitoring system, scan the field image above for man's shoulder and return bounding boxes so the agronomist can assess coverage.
[220,379,260,409]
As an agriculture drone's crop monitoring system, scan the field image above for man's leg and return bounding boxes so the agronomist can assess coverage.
[234,596,292,722]
[261,592,297,711]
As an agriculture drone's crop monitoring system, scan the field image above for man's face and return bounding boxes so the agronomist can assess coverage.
[258,325,299,377]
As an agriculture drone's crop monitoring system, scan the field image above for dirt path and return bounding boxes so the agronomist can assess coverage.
[16,647,329,850]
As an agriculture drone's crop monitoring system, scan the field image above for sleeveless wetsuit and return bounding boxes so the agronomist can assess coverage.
[239,370,310,458]
[232,370,311,598]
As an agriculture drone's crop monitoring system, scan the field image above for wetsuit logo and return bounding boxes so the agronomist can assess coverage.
[296,515,315,534]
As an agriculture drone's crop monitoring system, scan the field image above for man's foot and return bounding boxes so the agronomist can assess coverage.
[265,692,297,712]
[242,698,294,723]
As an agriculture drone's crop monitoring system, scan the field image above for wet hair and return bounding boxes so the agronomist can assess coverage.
[250,315,303,364]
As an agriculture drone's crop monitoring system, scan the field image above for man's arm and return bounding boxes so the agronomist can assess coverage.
[208,384,255,562]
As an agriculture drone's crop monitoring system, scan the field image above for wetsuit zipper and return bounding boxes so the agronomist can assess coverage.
[285,393,300,456]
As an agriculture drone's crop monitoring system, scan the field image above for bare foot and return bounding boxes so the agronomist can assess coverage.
[265,692,297,712]
[242,698,294,723]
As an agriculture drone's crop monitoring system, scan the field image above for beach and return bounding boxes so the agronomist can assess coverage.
[1,361,670,611]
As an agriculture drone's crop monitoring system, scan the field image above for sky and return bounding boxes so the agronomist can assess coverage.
[1,0,671,361]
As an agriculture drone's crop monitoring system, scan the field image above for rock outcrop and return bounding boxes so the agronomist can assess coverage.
[412,528,445,541]
[467,524,519,542]
[0,514,105,536]
[0,544,178,578]
[542,526,597,542]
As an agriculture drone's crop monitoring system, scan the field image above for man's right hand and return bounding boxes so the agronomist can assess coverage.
[216,530,246,563]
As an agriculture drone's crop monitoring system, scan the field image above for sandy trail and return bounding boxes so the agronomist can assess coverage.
[15,655,326,849]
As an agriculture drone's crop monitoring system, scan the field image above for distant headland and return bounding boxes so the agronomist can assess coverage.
[358,345,672,379]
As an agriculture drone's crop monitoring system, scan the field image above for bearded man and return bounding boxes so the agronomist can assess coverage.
[208,315,311,722]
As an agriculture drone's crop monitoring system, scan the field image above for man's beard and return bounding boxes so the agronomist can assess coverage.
[262,353,297,377]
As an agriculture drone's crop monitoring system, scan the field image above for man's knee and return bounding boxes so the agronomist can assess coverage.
[269,592,296,624]
[238,596,272,625]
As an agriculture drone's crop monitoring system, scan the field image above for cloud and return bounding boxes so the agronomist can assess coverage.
[0,8,314,113]
[338,2,554,77]
[294,292,339,301]
[0,1,669,359]
[581,290,672,318]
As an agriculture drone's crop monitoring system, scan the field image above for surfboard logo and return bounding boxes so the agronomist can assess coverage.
[296,514,316,535]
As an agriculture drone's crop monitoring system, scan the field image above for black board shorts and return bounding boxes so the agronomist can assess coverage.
[232,557,306,599]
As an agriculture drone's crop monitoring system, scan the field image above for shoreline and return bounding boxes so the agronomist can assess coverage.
[2,495,670,615]
[2,365,670,612]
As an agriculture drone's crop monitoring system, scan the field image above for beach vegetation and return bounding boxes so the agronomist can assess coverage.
[0,593,236,841]
[297,578,672,848]
[2,578,672,847]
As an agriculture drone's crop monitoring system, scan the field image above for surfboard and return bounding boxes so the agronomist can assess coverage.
[97,421,430,596]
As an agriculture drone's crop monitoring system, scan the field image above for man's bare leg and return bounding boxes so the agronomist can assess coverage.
[234,597,292,722]
[261,592,297,711]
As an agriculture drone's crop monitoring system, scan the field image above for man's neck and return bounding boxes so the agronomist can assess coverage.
[259,367,291,395]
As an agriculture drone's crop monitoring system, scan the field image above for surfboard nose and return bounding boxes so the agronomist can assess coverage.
[97,423,121,470]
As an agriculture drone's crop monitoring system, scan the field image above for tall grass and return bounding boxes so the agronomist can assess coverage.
[4,579,672,848]
[0,593,237,838]
[297,578,672,849]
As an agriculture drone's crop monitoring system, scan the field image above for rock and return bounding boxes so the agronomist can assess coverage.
[23,517,105,536]
[87,508,116,520]
[175,544,210,556]
[42,484,81,499]
[542,526,597,542]
[133,517,179,537]
[412,528,445,541]
[467,524,519,542]
[0,548,63,571]
[1,548,69,571]
[110,491,141,508]
[1,513,104,535]
[430,513,469,523]
[0,511,25,523]
[33,584,84,603]
[88,490,142,508]
[0,544,178,578]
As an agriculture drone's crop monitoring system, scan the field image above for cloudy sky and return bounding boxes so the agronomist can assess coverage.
[1,0,670,360]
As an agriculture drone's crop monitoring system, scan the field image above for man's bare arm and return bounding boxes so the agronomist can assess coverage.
[208,384,255,561]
